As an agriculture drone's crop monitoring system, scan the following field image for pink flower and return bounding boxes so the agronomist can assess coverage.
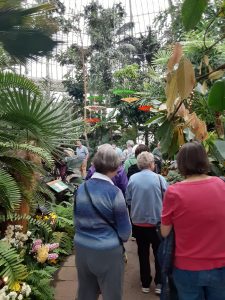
[33,239,42,246]
[31,244,41,253]
[48,253,59,260]
[48,243,59,251]
[31,240,43,252]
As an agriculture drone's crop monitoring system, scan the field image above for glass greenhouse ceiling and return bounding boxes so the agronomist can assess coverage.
[20,0,170,83]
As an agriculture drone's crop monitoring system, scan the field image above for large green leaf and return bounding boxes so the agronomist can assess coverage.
[145,114,165,125]
[182,0,208,31]
[208,79,225,111]
[157,119,174,154]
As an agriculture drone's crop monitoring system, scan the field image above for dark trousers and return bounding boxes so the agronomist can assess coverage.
[127,205,135,238]
[133,225,161,288]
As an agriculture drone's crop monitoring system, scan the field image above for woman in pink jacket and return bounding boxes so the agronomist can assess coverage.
[161,141,225,300]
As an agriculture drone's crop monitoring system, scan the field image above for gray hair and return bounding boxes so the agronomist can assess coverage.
[137,151,155,170]
[126,140,134,147]
[93,144,120,174]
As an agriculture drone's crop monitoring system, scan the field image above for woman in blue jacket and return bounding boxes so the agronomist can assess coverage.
[74,144,131,300]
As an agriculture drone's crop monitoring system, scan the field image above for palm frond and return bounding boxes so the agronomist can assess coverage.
[0,71,41,94]
[152,49,172,67]
[0,156,43,177]
[0,241,28,288]
[0,29,59,62]
[0,0,22,9]
[0,2,59,62]
[0,74,78,151]
[0,168,21,211]
[0,142,53,165]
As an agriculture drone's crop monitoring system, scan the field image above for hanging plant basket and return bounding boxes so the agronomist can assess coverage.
[88,95,104,101]
[112,89,137,97]
[138,105,152,112]
[85,118,101,123]
[121,97,139,103]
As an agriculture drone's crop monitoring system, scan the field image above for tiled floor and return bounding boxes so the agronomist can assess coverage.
[54,239,159,300]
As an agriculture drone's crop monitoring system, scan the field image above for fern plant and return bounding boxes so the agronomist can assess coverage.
[0,241,28,288]
[49,201,74,238]
[50,231,73,255]
[26,269,55,300]
[0,169,21,211]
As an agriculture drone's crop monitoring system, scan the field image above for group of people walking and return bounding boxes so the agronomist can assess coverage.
[73,140,225,300]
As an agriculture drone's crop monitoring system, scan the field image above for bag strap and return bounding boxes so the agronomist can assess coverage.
[84,182,125,250]
[158,175,164,200]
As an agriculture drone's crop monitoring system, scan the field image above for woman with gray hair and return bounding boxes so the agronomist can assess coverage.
[126,151,168,295]
[74,144,131,300]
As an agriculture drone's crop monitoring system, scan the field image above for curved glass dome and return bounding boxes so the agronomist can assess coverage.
[20,0,170,85]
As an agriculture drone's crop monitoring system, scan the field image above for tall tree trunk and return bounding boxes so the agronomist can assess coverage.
[80,32,89,148]
[15,150,40,232]
[144,128,149,146]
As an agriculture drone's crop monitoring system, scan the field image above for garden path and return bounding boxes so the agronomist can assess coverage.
[54,238,159,300]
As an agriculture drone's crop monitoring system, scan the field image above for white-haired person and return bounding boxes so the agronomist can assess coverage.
[74,144,131,300]
[126,151,168,295]
[123,140,134,161]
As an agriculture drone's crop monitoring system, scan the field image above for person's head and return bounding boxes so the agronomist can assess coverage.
[177,141,210,177]
[93,144,120,177]
[157,142,161,149]
[76,140,82,147]
[64,148,74,157]
[126,140,134,148]
[135,144,149,158]
[137,151,155,171]
[111,143,116,150]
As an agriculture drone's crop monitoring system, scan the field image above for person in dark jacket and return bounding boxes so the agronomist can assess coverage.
[127,144,149,180]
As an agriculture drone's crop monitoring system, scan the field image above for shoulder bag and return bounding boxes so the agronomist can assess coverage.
[83,182,127,261]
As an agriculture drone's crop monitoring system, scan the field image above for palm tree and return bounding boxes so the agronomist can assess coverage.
[0,0,59,62]
[0,72,81,223]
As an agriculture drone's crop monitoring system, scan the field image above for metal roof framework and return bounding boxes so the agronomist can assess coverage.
[20,0,170,88]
